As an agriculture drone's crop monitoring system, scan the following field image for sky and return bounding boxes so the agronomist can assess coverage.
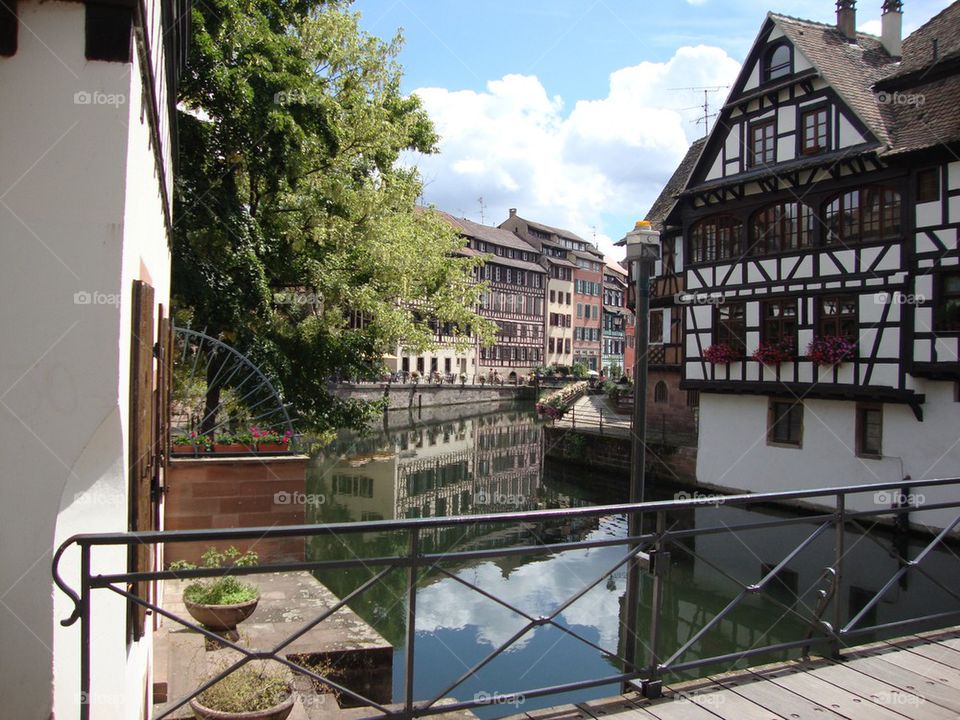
[352,0,954,259]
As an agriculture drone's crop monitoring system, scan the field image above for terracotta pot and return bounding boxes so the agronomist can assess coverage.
[256,442,289,453]
[189,691,294,720]
[214,443,252,453]
[184,596,259,631]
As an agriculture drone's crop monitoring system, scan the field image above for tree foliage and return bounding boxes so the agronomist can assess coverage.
[173,0,495,431]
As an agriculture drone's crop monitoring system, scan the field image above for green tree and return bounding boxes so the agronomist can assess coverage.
[173,0,494,432]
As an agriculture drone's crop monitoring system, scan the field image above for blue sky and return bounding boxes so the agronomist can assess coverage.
[352,0,954,258]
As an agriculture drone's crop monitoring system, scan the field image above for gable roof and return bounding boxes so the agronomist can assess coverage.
[770,13,899,147]
[439,211,539,254]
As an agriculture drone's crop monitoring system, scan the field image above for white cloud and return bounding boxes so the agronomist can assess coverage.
[407,45,740,260]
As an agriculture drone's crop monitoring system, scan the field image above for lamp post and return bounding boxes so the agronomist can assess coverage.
[620,220,660,692]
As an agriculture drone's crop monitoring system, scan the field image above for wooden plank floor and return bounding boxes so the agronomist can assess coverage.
[507,627,960,720]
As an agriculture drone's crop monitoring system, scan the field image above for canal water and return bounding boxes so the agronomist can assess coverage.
[306,401,959,717]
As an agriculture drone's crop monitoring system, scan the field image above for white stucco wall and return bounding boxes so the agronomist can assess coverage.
[0,1,172,718]
[696,387,960,531]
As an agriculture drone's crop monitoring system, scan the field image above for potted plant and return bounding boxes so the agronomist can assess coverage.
[806,336,856,366]
[169,546,259,631]
[703,343,740,364]
[173,432,208,456]
[254,428,293,453]
[189,661,294,720]
[752,340,795,366]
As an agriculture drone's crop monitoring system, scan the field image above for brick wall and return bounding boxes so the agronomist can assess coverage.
[164,456,309,564]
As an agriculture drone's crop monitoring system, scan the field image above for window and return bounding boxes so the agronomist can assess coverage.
[917,168,940,203]
[762,299,798,349]
[750,120,776,167]
[0,0,17,56]
[824,187,901,244]
[751,202,813,255]
[715,302,746,354]
[856,404,882,458]
[654,381,668,404]
[686,390,700,408]
[566,292,571,305]
[549,338,555,353]
[690,215,743,263]
[550,290,556,303]
[650,310,664,343]
[764,43,792,82]
[85,3,133,62]
[935,271,960,331]
[801,107,829,155]
[565,339,571,353]
[768,399,803,447]
[818,296,858,340]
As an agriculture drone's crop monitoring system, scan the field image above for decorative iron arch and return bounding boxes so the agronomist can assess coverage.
[172,326,295,438]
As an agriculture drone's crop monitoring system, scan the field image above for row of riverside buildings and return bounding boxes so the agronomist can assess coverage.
[631,0,960,528]
[387,208,636,382]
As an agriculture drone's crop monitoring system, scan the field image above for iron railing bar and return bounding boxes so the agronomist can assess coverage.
[846,518,960,608]
[665,525,834,645]
[54,475,960,548]
[404,528,419,716]
[80,545,90,720]
[93,556,414,585]
[426,621,537,707]
[663,634,834,674]
[659,588,751,670]
[105,583,257,654]
[839,609,960,639]
[433,567,538,623]
[756,522,833,593]
[548,546,645,621]
[433,562,641,667]
[661,519,834,671]
[91,534,659,586]
[843,513,960,633]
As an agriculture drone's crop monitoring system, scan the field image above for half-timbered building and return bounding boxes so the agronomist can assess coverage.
[447,214,546,380]
[666,1,960,527]
[602,262,630,377]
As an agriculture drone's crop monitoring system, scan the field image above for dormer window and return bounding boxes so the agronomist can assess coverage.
[764,43,792,82]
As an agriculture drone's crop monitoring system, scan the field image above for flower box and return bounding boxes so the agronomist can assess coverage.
[806,336,856,366]
[703,344,741,364]
[751,341,795,366]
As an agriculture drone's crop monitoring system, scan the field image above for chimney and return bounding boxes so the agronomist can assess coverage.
[837,0,857,41]
[509,208,517,217]
[882,0,903,57]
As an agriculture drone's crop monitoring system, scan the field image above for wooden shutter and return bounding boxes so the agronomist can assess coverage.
[129,280,156,640]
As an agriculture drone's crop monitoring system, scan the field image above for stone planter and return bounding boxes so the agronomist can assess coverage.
[189,691,295,720]
[184,596,259,631]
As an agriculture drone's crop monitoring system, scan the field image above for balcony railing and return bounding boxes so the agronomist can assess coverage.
[54,477,960,720]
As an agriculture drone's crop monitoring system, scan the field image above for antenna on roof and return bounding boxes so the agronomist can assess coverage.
[478,196,487,225]
[667,85,728,138]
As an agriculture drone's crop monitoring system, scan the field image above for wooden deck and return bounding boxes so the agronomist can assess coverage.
[508,628,960,720]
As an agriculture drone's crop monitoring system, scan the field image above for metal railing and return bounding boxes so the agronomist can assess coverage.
[53,477,960,719]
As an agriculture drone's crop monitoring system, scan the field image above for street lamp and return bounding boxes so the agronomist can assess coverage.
[620,219,661,694]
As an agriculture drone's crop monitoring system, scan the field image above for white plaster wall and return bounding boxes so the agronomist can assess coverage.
[696,391,960,531]
[0,1,172,718]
